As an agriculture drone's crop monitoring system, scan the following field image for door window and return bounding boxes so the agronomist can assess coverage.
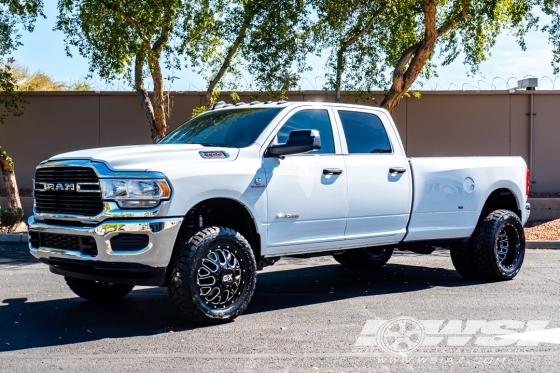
[276,110,335,154]
[338,111,392,154]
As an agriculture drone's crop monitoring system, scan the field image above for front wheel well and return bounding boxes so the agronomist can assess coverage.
[481,189,521,219]
[165,198,261,284]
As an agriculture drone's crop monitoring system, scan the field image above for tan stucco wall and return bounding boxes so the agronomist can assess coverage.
[0,90,557,194]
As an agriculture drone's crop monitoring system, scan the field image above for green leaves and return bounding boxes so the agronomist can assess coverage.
[0,61,25,124]
[312,0,539,109]
[0,0,43,123]
[57,0,191,140]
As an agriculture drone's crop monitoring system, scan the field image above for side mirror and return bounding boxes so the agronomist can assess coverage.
[265,129,322,158]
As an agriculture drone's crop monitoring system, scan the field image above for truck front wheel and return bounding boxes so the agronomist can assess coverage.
[65,277,134,301]
[167,226,257,324]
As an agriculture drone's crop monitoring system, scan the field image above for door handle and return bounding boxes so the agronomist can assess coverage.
[389,167,407,173]
[323,168,343,175]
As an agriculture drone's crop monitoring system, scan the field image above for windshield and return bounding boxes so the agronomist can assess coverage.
[159,108,283,147]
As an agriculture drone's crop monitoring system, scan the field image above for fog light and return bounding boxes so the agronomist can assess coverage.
[117,200,159,208]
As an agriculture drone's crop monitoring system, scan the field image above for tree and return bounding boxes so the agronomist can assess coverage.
[542,0,560,74]
[9,62,92,90]
[56,0,190,142]
[0,0,43,124]
[377,0,538,112]
[312,0,388,102]
[313,0,537,112]
[184,0,312,110]
[0,146,21,209]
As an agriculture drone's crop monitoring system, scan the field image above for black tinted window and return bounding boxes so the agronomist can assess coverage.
[338,111,392,153]
[277,110,335,154]
[160,108,282,147]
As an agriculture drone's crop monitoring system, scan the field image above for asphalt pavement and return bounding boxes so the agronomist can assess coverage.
[0,243,559,372]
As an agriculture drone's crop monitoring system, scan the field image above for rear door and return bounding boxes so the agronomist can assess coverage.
[334,108,412,244]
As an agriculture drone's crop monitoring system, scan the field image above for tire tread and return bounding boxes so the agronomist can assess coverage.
[167,226,256,324]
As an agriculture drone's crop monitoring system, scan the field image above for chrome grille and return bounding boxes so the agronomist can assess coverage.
[34,167,103,216]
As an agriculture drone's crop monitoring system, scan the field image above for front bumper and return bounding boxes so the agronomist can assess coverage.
[28,215,183,285]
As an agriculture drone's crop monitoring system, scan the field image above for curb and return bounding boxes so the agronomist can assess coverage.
[526,241,560,249]
[0,234,28,243]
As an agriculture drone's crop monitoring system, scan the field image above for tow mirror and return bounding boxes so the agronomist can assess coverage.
[265,129,322,158]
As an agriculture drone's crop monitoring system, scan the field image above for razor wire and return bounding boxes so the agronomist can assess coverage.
[84,73,560,92]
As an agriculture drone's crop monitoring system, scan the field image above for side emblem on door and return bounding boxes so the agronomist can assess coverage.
[277,213,300,219]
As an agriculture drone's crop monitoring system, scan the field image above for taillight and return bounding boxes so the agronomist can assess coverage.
[526,169,530,195]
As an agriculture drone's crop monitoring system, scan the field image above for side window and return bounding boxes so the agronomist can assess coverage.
[338,111,392,154]
[276,110,335,154]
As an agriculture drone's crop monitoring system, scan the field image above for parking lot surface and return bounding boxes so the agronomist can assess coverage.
[1,243,559,372]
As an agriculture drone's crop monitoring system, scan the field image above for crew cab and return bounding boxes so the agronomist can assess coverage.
[28,101,531,323]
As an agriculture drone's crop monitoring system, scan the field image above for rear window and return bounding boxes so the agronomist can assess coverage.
[338,110,392,154]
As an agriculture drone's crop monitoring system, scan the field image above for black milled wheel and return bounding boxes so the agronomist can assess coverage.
[332,251,355,266]
[167,226,257,324]
[347,247,394,269]
[65,277,134,301]
[450,243,482,280]
[470,209,525,281]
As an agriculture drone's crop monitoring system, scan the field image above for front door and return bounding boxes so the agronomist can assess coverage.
[263,107,347,254]
[335,108,412,244]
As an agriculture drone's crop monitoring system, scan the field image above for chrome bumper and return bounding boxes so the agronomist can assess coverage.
[525,202,531,223]
[28,216,183,268]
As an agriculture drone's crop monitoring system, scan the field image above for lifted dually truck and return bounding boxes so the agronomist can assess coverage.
[29,101,531,323]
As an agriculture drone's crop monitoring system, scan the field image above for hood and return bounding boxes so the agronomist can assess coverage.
[49,144,240,171]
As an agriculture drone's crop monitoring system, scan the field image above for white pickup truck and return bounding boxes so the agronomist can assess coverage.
[29,101,531,323]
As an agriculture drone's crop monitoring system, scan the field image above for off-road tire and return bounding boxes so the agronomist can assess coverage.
[470,209,525,281]
[347,247,394,269]
[65,277,134,301]
[332,251,355,266]
[450,243,482,280]
[167,226,257,324]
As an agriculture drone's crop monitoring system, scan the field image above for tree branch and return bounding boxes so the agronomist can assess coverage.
[437,0,471,37]
[341,3,386,50]
[102,3,151,50]
[152,0,176,54]
[204,0,272,108]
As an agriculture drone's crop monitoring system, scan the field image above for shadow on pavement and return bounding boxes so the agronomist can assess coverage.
[248,260,479,314]
[0,256,484,353]
[0,243,36,266]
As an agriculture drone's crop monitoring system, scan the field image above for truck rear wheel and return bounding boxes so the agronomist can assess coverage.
[65,277,134,301]
[452,209,525,281]
[470,209,525,281]
[167,226,257,324]
[332,251,355,266]
[450,243,481,279]
[347,247,394,269]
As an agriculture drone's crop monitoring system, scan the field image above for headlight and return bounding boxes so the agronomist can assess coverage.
[100,179,171,209]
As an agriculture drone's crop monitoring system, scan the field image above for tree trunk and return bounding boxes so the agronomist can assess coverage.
[205,13,252,109]
[380,0,470,113]
[148,53,167,142]
[134,49,160,143]
[380,0,439,113]
[0,148,22,210]
[334,47,345,103]
[333,5,386,103]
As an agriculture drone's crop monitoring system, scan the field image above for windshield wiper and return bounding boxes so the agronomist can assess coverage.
[193,143,224,147]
